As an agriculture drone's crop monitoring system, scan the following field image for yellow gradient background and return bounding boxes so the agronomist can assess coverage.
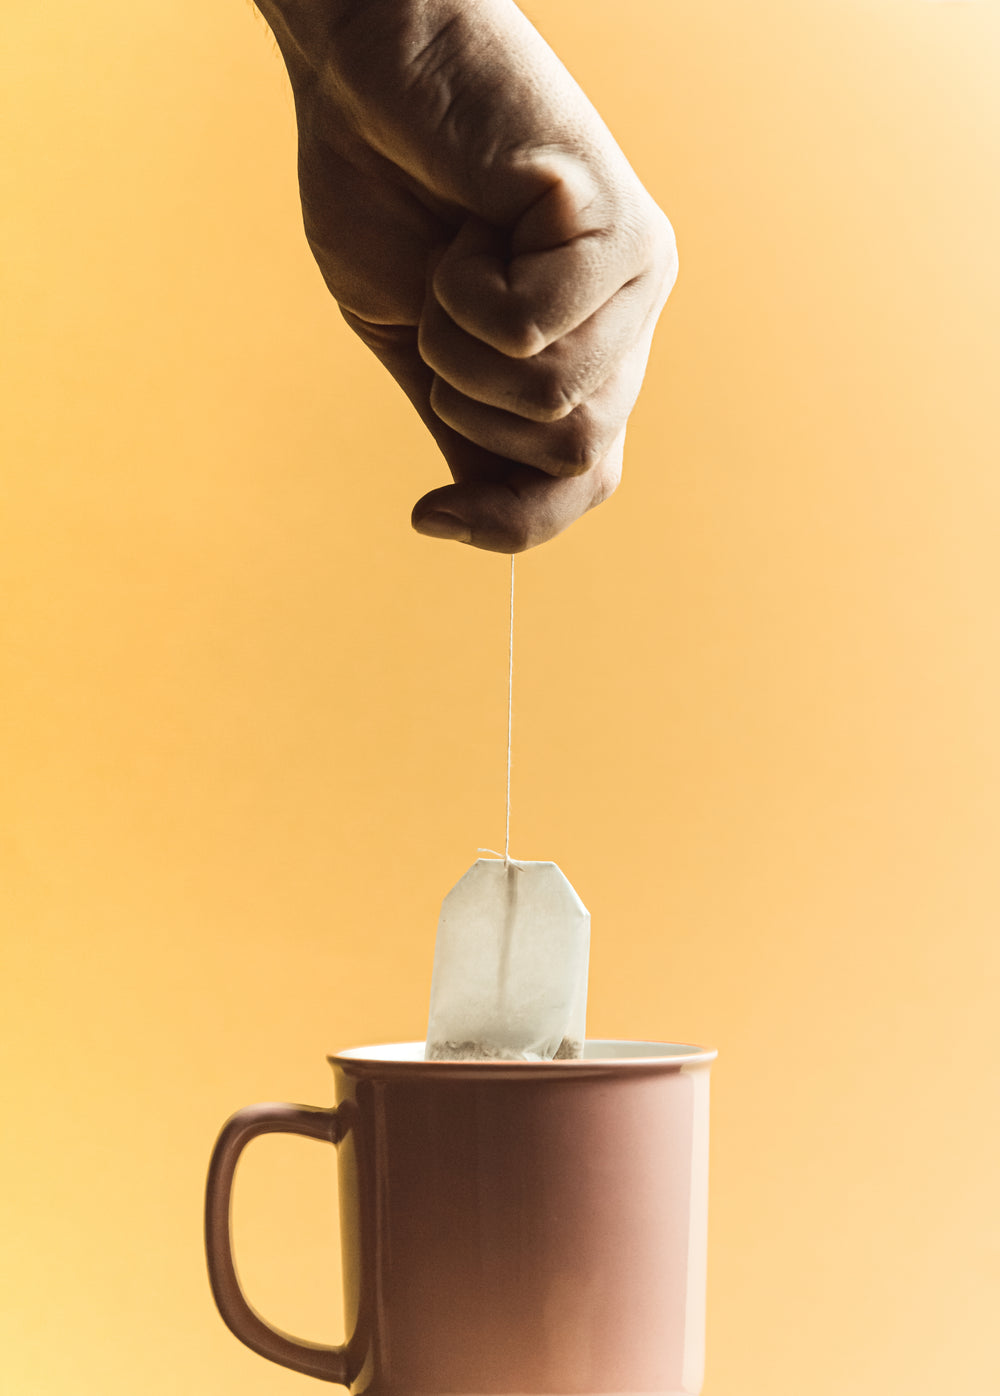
[3,2,998,1392]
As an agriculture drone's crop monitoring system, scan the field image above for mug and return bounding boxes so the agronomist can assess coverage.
[205,1039,716,1394]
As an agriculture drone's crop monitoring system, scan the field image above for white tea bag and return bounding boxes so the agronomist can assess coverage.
[425,859,590,1061]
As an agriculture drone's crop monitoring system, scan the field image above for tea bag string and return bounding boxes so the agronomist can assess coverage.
[504,552,514,862]
[479,553,517,866]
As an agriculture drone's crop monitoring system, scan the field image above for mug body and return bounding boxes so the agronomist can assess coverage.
[331,1040,714,1396]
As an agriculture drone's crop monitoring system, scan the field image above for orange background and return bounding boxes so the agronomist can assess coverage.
[2,1,999,1392]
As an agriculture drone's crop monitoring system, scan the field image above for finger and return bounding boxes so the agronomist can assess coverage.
[424,300,659,478]
[427,357,640,479]
[411,440,624,553]
[418,270,657,424]
[341,309,622,551]
[432,186,671,357]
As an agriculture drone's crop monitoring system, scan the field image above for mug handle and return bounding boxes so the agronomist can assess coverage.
[204,1101,349,1385]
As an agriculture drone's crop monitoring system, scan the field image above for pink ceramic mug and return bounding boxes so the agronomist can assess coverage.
[205,1039,716,1394]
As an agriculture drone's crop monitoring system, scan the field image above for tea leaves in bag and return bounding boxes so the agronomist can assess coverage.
[425,859,590,1061]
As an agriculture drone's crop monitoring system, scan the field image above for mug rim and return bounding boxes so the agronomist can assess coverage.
[329,1039,717,1072]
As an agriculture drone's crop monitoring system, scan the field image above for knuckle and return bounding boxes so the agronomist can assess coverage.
[520,364,579,423]
[646,205,679,296]
[590,458,622,508]
[493,311,548,360]
[428,373,452,420]
[548,411,605,477]
[659,220,680,292]
[504,517,534,554]
[415,315,439,370]
[621,195,678,295]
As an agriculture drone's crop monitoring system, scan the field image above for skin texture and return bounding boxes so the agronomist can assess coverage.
[253,0,678,551]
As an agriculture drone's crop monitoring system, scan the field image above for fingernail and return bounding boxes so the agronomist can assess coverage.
[413,510,472,545]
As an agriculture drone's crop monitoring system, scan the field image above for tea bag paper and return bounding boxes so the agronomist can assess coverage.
[425,859,590,1061]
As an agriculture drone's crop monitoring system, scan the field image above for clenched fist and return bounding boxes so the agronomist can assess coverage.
[254,0,677,551]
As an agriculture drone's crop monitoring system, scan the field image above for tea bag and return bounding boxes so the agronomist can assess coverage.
[425,859,590,1061]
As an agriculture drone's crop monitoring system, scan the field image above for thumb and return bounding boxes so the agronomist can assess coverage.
[411,434,623,554]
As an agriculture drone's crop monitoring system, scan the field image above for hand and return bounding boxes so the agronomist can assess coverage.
[254,0,678,551]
